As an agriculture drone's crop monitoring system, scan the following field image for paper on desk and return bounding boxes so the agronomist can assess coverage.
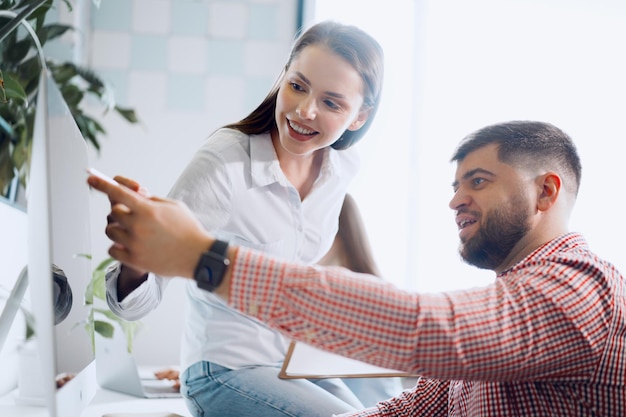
[279,341,414,379]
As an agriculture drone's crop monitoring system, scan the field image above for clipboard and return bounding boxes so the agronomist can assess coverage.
[279,341,417,379]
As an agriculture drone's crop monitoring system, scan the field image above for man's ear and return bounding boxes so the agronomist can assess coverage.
[347,108,371,131]
[537,172,561,211]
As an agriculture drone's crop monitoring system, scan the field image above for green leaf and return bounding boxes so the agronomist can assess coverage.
[17,56,44,94]
[5,38,31,64]
[11,127,30,168]
[50,62,79,84]
[75,114,106,151]
[115,106,140,124]
[94,320,115,339]
[37,23,73,44]
[73,64,106,91]
[121,320,143,353]
[60,83,84,107]
[87,256,117,302]
[94,307,143,353]
[2,74,28,104]
[0,137,14,195]
[28,0,54,23]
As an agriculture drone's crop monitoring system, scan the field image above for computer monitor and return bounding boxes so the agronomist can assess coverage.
[27,69,97,417]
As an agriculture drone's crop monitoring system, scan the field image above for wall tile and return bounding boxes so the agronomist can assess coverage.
[248,4,279,40]
[167,74,205,112]
[171,0,209,36]
[91,31,131,69]
[43,42,73,63]
[131,34,168,71]
[128,71,167,111]
[207,40,245,76]
[92,0,132,31]
[96,69,130,106]
[132,0,171,34]
[208,2,248,39]
[244,76,276,112]
[244,41,287,77]
[206,75,246,124]
[168,36,207,74]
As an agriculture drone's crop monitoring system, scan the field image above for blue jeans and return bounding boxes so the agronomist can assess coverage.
[342,377,404,407]
[181,361,364,417]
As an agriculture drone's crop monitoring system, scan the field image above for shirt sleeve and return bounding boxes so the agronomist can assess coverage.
[105,261,166,321]
[229,245,612,382]
[104,132,233,320]
[167,134,232,231]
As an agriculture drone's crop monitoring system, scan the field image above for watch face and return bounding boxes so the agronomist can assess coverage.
[194,246,229,292]
[197,265,213,283]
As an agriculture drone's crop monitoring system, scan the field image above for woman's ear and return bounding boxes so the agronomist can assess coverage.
[537,172,561,211]
[347,108,371,131]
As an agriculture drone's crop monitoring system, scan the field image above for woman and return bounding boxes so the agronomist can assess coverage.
[105,20,384,417]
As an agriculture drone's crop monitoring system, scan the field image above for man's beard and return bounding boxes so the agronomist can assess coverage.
[459,194,532,271]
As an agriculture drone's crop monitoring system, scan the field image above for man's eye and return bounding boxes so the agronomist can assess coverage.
[472,178,485,186]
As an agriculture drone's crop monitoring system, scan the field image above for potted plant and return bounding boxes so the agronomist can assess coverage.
[0,0,142,387]
[0,0,139,202]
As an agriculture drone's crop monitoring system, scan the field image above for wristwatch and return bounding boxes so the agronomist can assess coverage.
[193,239,230,292]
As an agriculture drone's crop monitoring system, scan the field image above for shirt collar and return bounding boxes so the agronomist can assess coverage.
[249,133,343,188]
[498,232,588,277]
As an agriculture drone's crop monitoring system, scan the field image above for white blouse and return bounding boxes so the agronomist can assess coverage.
[106,128,360,370]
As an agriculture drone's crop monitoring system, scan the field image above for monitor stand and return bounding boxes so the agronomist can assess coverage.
[0,266,28,353]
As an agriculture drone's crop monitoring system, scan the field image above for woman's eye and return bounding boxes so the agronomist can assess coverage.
[323,99,340,110]
[290,82,305,92]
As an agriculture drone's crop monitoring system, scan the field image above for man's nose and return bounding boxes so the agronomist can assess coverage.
[449,189,471,210]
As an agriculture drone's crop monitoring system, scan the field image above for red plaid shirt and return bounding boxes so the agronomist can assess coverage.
[230,233,626,416]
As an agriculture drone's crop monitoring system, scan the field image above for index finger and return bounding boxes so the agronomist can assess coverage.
[87,174,145,211]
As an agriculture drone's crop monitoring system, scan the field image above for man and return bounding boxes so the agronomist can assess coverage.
[88,120,626,416]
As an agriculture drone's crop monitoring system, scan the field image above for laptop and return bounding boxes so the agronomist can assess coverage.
[96,333,181,399]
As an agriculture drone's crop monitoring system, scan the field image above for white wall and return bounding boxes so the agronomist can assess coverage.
[411,0,626,292]
[312,0,626,295]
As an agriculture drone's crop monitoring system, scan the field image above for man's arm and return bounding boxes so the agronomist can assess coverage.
[89,174,406,371]
[87,173,232,297]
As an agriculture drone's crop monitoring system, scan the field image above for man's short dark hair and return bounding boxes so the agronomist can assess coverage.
[451,120,582,196]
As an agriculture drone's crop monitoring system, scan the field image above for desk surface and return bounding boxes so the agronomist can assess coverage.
[0,388,192,417]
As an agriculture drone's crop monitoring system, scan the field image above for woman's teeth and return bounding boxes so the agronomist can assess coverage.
[289,120,315,135]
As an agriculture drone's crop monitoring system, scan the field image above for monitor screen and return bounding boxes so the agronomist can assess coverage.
[27,70,96,417]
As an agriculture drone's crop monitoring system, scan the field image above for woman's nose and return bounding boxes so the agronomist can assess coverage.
[296,98,317,120]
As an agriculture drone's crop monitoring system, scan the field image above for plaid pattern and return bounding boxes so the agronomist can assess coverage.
[230,233,626,416]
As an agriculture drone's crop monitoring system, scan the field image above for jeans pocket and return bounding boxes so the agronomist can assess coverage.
[181,361,210,417]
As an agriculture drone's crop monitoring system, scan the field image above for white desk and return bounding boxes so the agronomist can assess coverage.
[0,388,192,417]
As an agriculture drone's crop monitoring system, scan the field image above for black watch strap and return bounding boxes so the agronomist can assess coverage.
[193,239,230,292]
[210,239,229,257]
